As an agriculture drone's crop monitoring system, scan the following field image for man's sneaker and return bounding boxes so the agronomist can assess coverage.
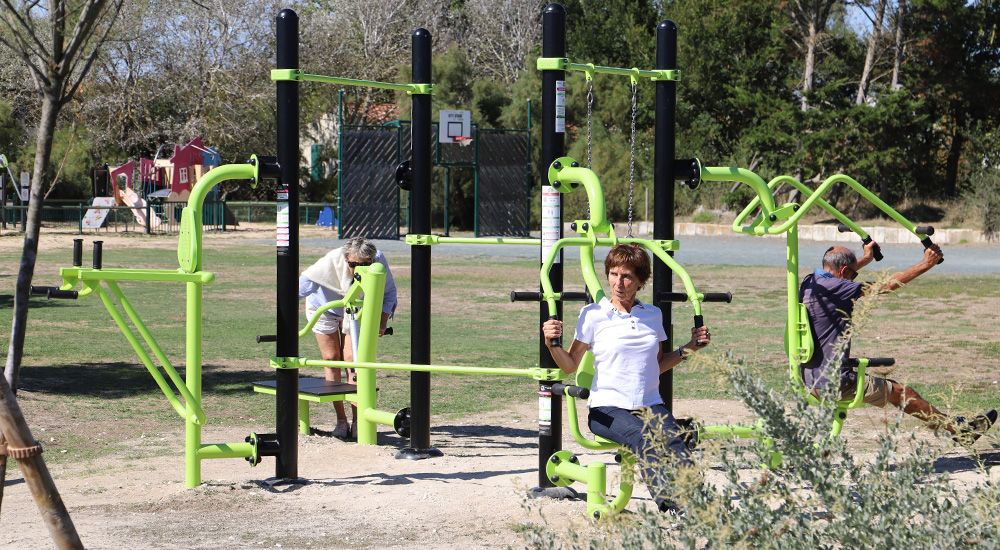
[952,409,998,446]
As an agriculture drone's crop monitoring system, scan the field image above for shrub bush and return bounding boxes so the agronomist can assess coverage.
[521,358,1000,549]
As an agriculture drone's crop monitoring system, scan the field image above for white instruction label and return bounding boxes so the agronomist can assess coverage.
[554,80,566,133]
[276,203,289,247]
[541,186,561,264]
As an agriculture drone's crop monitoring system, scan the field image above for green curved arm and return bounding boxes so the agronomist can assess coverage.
[298,277,366,338]
[178,162,258,273]
[546,156,612,235]
[539,237,702,319]
[697,166,777,230]
[728,171,930,240]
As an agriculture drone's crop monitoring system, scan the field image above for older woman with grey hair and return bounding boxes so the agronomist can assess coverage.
[299,237,397,438]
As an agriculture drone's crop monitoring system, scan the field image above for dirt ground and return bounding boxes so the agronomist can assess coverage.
[2,226,998,548]
[3,395,998,549]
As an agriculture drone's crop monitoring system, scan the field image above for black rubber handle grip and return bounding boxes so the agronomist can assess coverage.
[837,223,852,233]
[861,236,883,262]
[914,225,935,236]
[846,357,895,368]
[510,291,590,302]
[920,237,944,264]
[256,335,277,343]
[547,315,561,348]
[47,289,79,299]
[30,285,56,296]
[693,315,704,328]
[658,292,733,303]
[551,383,590,399]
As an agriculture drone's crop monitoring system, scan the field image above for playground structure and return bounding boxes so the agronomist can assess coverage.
[84,138,221,231]
[0,153,29,230]
[28,3,951,520]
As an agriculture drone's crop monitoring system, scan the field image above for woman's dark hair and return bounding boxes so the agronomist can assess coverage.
[604,243,652,286]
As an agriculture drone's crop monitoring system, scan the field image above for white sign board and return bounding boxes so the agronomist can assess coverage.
[438,110,471,143]
[19,171,29,202]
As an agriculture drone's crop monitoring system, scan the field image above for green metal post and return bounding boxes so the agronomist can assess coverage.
[185,280,203,488]
[787,224,801,388]
[299,400,310,435]
[355,263,387,445]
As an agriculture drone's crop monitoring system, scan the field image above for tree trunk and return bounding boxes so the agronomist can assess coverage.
[802,20,818,111]
[4,91,60,393]
[0,374,83,548]
[891,0,906,90]
[945,125,964,198]
[856,0,888,104]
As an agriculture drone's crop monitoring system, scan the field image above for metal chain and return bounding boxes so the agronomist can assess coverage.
[627,80,637,237]
[586,79,594,168]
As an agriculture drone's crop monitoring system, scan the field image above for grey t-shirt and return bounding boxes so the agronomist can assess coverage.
[799,270,865,390]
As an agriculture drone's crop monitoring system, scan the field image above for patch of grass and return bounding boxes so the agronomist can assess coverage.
[2,238,997,468]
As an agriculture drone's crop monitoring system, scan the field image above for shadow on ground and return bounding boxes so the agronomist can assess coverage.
[933,450,1000,473]
[19,362,266,398]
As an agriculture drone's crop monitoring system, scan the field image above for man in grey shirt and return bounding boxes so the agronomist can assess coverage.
[801,242,995,444]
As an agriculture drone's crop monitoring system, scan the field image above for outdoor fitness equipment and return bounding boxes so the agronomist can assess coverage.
[535,156,774,518]
[674,159,941,437]
[32,158,283,487]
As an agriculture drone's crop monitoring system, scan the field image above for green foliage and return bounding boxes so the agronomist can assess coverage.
[19,123,96,199]
[521,360,1000,549]
[968,168,1000,241]
[0,99,26,162]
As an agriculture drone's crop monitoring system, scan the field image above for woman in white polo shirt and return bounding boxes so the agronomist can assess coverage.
[542,243,710,512]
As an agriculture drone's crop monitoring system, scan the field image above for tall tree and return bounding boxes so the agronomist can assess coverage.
[0,0,124,388]
[855,0,888,104]
[788,0,840,110]
[890,0,906,89]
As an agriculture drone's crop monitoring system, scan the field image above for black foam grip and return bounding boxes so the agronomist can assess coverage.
[30,285,56,296]
[256,335,277,343]
[862,236,883,262]
[693,315,704,328]
[47,289,79,299]
[510,291,538,302]
[837,223,851,233]
[920,237,944,264]
[657,292,732,303]
[511,291,590,302]
[551,383,590,399]
[547,315,561,348]
[914,225,935,236]
[847,357,895,368]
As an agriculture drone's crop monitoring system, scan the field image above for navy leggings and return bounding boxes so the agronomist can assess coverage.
[588,403,690,509]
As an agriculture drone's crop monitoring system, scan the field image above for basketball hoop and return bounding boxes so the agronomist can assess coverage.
[453,136,473,147]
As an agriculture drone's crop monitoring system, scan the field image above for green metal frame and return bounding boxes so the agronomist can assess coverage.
[52,160,271,487]
[534,156,774,517]
[695,163,933,437]
[535,57,680,83]
[271,69,432,95]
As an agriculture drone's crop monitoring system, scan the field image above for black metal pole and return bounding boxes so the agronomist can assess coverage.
[274,7,300,480]
[654,21,677,409]
[532,2,567,496]
[398,27,441,460]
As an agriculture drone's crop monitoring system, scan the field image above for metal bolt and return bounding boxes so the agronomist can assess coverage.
[552,180,561,188]
[569,455,579,464]
[571,161,579,167]
[550,455,560,464]
[550,475,560,483]
[553,161,562,170]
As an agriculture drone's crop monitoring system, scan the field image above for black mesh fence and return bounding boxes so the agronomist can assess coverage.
[339,121,530,238]
[476,128,530,237]
[339,126,401,239]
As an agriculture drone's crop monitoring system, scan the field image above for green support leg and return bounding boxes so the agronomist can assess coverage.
[185,281,203,488]
[299,399,311,435]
